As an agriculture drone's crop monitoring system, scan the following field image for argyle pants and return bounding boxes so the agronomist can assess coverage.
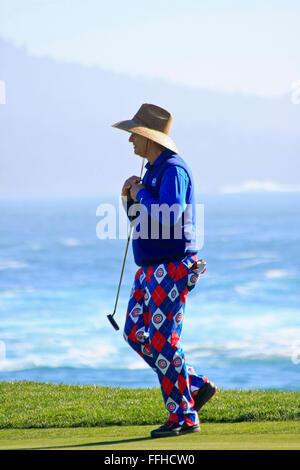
[123,255,207,426]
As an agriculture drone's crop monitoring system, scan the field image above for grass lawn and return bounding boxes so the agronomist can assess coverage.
[0,422,299,450]
[0,381,299,450]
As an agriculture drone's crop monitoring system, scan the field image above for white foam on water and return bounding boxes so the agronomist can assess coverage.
[264,269,289,279]
[60,237,82,247]
[0,290,17,299]
[229,312,280,330]
[0,259,29,270]
[220,180,300,193]
[237,258,276,269]
[183,325,300,362]
[66,341,118,368]
[234,281,261,295]
[28,242,41,251]
[0,287,36,299]
[234,251,258,259]
[127,360,149,370]
[183,301,300,361]
[0,339,119,371]
[233,251,277,260]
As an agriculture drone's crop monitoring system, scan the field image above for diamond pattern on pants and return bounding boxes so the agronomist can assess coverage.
[151,308,166,330]
[129,304,142,323]
[155,353,170,373]
[180,395,189,412]
[161,375,174,396]
[151,284,167,306]
[139,271,145,284]
[151,331,167,352]
[166,397,178,414]
[172,351,183,373]
[133,288,144,302]
[153,264,167,284]
[141,343,152,357]
[174,307,184,327]
[144,286,150,306]
[176,373,189,395]
[168,284,179,302]
[136,327,146,343]
[187,272,199,288]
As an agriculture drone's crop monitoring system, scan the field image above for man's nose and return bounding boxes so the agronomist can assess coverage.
[129,133,134,142]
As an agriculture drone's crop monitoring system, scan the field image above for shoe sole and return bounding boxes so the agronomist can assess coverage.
[151,425,200,438]
[194,381,218,412]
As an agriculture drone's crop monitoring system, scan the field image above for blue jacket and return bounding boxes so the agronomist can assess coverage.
[126,149,198,266]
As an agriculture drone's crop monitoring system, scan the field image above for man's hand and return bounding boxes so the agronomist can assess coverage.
[122,175,141,199]
[130,183,145,202]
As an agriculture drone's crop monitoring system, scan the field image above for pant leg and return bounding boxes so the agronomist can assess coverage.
[178,257,208,396]
[187,365,207,396]
[123,267,157,371]
[146,257,201,426]
[124,260,207,411]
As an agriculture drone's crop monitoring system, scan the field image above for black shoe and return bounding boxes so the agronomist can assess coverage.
[151,421,200,438]
[194,379,218,412]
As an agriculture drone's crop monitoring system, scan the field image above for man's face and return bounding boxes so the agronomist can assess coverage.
[129,133,148,157]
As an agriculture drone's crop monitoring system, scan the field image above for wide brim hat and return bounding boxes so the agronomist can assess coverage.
[112,103,179,154]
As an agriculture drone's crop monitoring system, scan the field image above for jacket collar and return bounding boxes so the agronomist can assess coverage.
[145,149,175,170]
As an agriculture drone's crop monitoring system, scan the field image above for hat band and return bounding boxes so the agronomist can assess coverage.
[134,115,151,128]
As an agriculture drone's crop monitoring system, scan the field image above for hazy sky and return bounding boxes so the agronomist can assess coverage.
[1,0,299,97]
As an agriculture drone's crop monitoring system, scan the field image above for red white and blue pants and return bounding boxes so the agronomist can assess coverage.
[124,254,207,426]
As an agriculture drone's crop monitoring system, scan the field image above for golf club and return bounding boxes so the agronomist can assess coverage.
[107,158,145,330]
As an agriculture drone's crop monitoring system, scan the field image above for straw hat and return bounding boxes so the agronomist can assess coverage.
[112,103,179,154]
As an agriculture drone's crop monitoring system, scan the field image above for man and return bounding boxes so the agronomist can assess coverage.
[112,103,217,438]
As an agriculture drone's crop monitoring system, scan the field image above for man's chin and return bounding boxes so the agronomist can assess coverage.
[134,149,144,158]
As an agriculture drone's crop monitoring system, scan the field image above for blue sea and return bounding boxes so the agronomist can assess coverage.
[0,193,299,390]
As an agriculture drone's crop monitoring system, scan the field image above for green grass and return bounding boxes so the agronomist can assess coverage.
[0,422,300,450]
[0,381,299,429]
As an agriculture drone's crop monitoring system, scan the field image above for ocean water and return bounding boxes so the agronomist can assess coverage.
[0,193,299,390]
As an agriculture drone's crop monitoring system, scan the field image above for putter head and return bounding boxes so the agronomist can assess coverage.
[107,314,120,331]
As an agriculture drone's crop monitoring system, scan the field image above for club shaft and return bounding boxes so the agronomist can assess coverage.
[112,222,133,314]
